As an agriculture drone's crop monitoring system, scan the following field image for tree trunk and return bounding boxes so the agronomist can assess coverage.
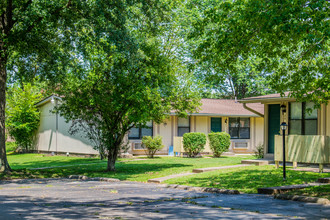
[107,150,117,172]
[0,58,11,172]
[107,145,119,172]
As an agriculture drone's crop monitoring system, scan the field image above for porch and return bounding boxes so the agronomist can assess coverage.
[274,135,330,172]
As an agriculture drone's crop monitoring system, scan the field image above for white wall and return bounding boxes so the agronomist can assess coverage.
[36,101,98,154]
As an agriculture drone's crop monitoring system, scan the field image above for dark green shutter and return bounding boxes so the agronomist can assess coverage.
[211,117,222,132]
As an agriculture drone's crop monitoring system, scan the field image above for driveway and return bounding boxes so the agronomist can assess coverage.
[0,179,328,219]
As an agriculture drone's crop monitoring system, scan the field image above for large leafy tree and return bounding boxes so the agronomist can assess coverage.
[0,0,87,172]
[186,0,329,103]
[57,1,200,171]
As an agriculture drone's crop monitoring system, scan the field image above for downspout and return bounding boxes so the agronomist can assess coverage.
[243,103,264,118]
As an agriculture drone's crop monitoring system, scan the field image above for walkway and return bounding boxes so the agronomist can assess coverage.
[148,164,252,183]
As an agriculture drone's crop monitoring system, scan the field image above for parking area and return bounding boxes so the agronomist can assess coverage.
[0,179,329,219]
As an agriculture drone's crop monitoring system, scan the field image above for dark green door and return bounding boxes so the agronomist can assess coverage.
[268,104,280,154]
[211,117,222,132]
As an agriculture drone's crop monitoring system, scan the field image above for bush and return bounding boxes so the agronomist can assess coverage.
[183,132,206,157]
[6,142,17,153]
[208,132,231,157]
[142,135,164,158]
[6,83,41,152]
[254,143,264,159]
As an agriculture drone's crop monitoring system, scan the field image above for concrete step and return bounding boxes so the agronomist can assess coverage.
[241,159,272,166]
[192,164,251,173]
[258,183,327,195]
[147,173,196,183]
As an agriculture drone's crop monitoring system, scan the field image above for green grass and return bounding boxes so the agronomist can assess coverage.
[7,153,101,169]
[1,153,254,181]
[285,185,330,200]
[164,165,330,194]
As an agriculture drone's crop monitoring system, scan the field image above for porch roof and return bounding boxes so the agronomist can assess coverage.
[239,92,296,103]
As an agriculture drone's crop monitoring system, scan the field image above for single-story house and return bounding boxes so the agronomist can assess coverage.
[34,96,264,155]
[239,93,329,166]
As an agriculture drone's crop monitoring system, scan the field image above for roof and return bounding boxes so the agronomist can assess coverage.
[190,99,264,117]
[35,95,62,107]
[36,96,263,117]
[239,92,295,103]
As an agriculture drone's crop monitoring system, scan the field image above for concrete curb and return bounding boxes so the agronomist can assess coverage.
[68,175,120,182]
[274,194,330,205]
[165,184,240,195]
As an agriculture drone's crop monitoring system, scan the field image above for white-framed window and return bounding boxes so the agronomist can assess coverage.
[229,117,250,139]
[128,121,153,139]
[178,117,190,136]
[289,102,317,135]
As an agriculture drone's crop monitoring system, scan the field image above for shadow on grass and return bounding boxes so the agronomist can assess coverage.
[0,162,191,181]
[8,154,100,170]
[167,167,330,193]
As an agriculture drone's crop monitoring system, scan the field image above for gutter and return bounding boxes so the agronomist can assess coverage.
[243,103,264,118]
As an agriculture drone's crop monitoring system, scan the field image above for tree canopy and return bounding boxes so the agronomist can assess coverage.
[0,0,89,171]
[56,0,200,171]
[185,0,329,103]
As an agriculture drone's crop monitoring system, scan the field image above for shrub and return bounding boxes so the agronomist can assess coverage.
[6,142,17,153]
[183,132,206,157]
[208,132,231,157]
[6,83,41,152]
[254,143,264,159]
[142,135,164,158]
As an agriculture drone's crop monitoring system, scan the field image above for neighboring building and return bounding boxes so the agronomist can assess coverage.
[34,96,264,155]
[35,95,98,155]
[239,93,330,165]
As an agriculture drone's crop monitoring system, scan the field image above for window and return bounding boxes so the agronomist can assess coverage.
[229,117,250,139]
[178,117,190,136]
[289,102,317,135]
[128,121,153,139]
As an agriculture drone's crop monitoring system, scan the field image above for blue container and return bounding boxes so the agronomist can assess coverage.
[168,146,174,156]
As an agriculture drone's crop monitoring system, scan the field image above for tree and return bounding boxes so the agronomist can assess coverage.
[0,0,87,172]
[6,83,41,152]
[56,0,201,171]
[186,0,329,103]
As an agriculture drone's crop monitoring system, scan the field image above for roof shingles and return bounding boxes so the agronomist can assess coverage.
[196,99,264,116]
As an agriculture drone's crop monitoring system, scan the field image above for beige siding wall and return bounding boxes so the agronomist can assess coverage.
[36,102,98,155]
[195,116,209,134]
[130,115,264,155]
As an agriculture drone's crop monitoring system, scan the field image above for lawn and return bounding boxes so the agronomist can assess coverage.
[1,153,254,182]
[164,165,330,195]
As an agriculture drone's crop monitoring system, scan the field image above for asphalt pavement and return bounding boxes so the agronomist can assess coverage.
[0,178,329,219]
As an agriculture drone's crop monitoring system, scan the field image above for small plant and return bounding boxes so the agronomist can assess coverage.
[183,132,206,157]
[208,132,231,157]
[141,135,164,158]
[254,143,264,159]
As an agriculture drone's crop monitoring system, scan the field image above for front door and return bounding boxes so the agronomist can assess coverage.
[268,104,280,154]
[211,117,222,132]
